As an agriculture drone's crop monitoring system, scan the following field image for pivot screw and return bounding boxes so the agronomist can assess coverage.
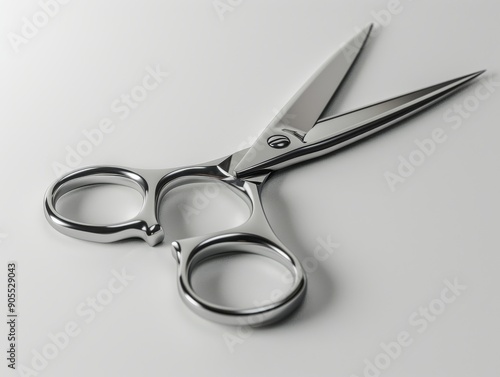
[267,135,290,149]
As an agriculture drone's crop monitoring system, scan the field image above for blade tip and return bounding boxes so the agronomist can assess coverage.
[359,23,374,38]
[348,23,373,52]
[448,69,486,88]
[469,69,486,77]
[462,69,486,83]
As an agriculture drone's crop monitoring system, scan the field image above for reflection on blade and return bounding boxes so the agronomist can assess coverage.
[304,71,485,144]
[276,23,374,133]
[235,70,484,178]
[234,25,374,177]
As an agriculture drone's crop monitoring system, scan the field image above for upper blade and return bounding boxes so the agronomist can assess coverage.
[271,24,373,134]
[235,70,484,178]
[233,25,373,175]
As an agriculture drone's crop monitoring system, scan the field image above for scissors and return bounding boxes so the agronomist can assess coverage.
[44,25,483,326]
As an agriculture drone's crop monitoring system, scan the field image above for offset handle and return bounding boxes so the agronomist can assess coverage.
[173,234,306,326]
[45,164,307,325]
[171,182,307,326]
[44,166,166,246]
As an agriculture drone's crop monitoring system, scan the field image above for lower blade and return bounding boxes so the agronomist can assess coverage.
[305,71,485,144]
[236,70,484,178]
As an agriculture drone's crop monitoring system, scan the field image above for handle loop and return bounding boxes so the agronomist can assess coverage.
[174,234,306,326]
[44,166,165,246]
[44,163,307,325]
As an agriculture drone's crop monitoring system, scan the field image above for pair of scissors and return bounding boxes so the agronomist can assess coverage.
[44,24,483,326]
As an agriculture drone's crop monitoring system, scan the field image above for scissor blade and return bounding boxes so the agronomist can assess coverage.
[234,25,373,176]
[235,70,484,178]
[304,71,484,143]
[274,24,373,133]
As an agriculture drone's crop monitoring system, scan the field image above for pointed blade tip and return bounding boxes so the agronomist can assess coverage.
[452,69,486,87]
[346,23,373,49]
[358,23,374,43]
[464,69,486,79]
[462,69,485,80]
[340,23,373,66]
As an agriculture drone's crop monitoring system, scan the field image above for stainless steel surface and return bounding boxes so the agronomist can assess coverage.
[44,25,484,326]
[235,71,484,177]
[45,151,307,325]
[234,25,373,176]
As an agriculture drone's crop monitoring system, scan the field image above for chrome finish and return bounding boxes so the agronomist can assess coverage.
[44,24,485,326]
[45,152,306,326]
[235,71,484,177]
[267,135,291,149]
[234,24,373,176]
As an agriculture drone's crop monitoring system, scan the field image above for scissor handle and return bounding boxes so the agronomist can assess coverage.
[171,181,307,326]
[44,163,237,245]
[44,165,169,246]
[44,162,307,325]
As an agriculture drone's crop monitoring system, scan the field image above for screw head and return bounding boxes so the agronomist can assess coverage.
[267,135,290,149]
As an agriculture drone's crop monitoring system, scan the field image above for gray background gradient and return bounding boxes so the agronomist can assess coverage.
[1,0,499,376]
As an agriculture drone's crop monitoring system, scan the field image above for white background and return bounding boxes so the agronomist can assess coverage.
[1,0,499,376]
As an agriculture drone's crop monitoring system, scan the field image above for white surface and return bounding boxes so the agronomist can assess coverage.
[1,0,499,376]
